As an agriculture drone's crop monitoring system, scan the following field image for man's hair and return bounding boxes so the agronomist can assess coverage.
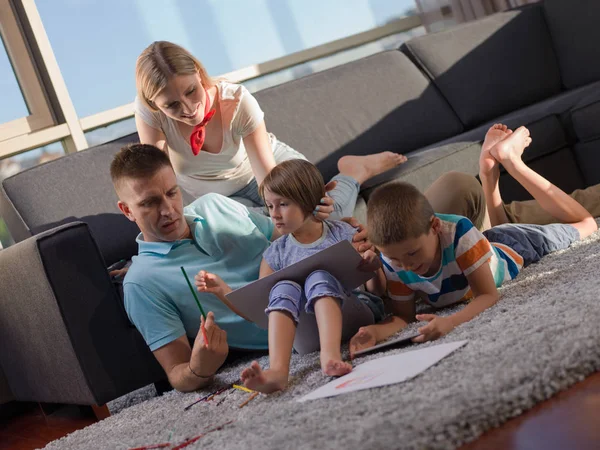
[367,181,435,246]
[110,143,173,190]
[259,159,325,217]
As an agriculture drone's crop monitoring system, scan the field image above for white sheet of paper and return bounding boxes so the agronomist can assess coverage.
[298,340,467,402]
[225,240,375,329]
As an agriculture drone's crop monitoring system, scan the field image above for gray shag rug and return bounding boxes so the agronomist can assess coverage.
[45,222,600,450]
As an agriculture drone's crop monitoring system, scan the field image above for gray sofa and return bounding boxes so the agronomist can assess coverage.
[1,0,599,408]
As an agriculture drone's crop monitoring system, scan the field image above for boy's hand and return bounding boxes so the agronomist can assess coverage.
[358,249,382,272]
[412,314,455,342]
[349,326,377,359]
[195,270,232,298]
[190,312,229,378]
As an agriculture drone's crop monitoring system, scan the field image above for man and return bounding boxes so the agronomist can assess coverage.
[110,143,369,391]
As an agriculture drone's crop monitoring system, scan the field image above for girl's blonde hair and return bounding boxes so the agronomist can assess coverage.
[135,41,215,111]
[259,159,325,218]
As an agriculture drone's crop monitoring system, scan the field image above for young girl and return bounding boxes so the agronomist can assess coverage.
[195,159,387,393]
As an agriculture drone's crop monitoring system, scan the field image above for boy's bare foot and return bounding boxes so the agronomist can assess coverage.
[240,361,288,394]
[480,124,512,176]
[490,126,532,169]
[320,351,352,376]
[338,152,408,185]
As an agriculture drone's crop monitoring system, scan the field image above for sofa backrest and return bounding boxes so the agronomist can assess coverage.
[254,50,464,181]
[0,135,140,265]
[401,4,561,129]
[543,0,600,90]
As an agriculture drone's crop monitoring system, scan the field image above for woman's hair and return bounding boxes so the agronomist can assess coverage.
[259,159,325,218]
[136,41,215,111]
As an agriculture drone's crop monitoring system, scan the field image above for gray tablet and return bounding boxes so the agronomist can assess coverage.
[352,331,421,357]
[225,240,376,329]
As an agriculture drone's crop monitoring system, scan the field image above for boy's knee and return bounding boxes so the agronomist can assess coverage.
[304,270,347,313]
[266,280,303,322]
[425,171,487,229]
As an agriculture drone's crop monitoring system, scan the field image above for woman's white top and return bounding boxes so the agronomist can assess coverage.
[134,80,265,198]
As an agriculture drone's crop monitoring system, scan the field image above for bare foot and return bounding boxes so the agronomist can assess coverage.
[349,326,377,359]
[480,124,512,177]
[320,351,352,376]
[490,126,532,168]
[338,152,408,185]
[240,361,288,394]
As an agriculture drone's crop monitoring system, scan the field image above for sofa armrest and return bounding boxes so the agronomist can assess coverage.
[0,222,164,406]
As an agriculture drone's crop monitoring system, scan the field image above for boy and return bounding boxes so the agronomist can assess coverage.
[350,124,597,355]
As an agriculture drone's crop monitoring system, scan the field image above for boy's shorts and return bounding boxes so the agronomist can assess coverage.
[483,223,580,267]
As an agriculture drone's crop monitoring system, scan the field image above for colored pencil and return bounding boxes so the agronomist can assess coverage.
[232,384,255,394]
[238,391,259,409]
[180,266,207,319]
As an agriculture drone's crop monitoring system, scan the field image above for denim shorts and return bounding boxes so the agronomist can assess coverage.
[265,270,384,323]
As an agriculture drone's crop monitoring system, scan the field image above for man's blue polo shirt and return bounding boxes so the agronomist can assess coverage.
[123,193,272,352]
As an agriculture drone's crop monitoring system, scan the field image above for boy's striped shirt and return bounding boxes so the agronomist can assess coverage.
[382,214,524,308]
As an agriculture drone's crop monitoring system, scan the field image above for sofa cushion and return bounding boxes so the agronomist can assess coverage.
[569,91,600,143]
[0,134,140,265]
[499,147,585,202]
[401,5,561,129]
[254,50,464,181]
[574,139,600,186]
[543,0,600,90]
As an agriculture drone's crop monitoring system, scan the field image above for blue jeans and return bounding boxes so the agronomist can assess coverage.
[265,270,385,355]
[483,223,580,267]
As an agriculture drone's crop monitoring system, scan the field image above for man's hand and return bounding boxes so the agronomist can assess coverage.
[195,270,232,298]
[313,180,337,221]
[340,217,374,253]
[349,326,377,359]
[358,249,382,273]
[189,312,228,378]
[412,314,455,343]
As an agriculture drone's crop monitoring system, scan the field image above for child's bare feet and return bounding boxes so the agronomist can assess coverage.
[338,152,408,185]
[320,351,352,377]
[349,326,377,359]
[480,124,512,177]
[240,361,288,394]
[490,126,532,169]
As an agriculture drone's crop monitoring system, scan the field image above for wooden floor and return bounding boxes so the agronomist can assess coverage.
[1,371,599,450]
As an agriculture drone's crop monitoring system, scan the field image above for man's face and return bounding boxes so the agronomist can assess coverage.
[377,217,442,277]
[117,166,190,242]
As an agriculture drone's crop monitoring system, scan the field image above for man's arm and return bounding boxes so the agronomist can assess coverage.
[152,312,228,392]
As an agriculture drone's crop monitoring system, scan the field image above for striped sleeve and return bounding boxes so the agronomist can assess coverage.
[387,280,415,302]
[454,217,494,276]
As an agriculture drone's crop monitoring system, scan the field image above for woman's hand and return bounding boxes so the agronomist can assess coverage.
[313,180,337,221]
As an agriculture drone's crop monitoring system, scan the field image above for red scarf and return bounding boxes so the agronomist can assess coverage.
[189,89,216,156]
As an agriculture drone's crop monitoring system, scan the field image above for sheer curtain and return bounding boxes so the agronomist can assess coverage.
[416,0,541,32]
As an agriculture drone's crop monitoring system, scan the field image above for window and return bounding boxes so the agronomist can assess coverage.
[36,0,418,119]
[0,0,53,144]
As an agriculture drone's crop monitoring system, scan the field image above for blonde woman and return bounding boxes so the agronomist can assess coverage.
[134,41,407,219]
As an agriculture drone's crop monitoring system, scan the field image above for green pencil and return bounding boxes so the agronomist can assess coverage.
[180,266,207,319]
